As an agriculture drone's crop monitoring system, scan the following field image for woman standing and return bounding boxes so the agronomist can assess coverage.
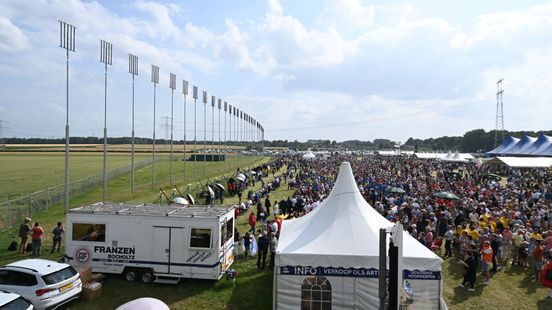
[31,222,44,256]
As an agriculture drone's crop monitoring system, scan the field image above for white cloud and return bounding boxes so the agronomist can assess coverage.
[0,17,30,52]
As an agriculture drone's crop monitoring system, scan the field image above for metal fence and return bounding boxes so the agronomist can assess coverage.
[0,158,158,232]
[0,156,268,232]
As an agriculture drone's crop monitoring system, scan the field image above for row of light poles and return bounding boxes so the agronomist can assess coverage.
[58,20,265,212]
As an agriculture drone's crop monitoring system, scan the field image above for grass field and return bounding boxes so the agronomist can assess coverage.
[0,152,153,201]
[0,158,551,309]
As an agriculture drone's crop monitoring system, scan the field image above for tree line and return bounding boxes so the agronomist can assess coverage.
[3,129,552,152]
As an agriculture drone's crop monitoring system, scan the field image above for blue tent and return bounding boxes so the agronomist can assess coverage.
[525,133,552,155]
[486,135,520,156]
[504,135,537,155]
[486,133,552,157]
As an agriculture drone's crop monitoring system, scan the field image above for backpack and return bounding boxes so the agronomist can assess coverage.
[8,241,17,251]
[25,243,33,253]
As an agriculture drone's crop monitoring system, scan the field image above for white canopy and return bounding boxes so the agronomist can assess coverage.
[302,150,316,159]
[274,162,444,309]
[485,156,552,168]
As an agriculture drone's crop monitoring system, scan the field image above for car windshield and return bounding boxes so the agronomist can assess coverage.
[3,297,31,310]
[41,266,77,285]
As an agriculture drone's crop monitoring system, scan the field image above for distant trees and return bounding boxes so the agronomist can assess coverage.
[5,128,552,152]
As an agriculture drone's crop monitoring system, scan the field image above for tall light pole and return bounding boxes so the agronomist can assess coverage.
[224,101,227,172]
[202,91,207,176]
[228,104,232,171]
[151,65,160,189]
[235,108,239,169]
[218,98,222,174]
[100,39,112,201]
[182,80,189,182]
[193,86,198,179]
[128,54,138,193]
[169,73,176,185]
[211,95,215,170]
[239,110,243,161]
[59,21,75,213]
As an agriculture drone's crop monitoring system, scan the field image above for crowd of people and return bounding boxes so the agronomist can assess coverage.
[237,154,552,298]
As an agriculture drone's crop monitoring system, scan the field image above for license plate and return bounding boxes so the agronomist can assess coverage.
[60,282,73,292]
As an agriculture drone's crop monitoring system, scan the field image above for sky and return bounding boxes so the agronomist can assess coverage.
[1,0,552,143]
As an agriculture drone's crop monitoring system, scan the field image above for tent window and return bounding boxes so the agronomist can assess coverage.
[300,276,331,310]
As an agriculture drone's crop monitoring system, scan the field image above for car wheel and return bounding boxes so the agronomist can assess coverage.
[124,269,137,282]
[141,270,154,283]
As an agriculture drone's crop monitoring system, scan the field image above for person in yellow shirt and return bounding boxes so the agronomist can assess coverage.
[469,226,480,242]
[499,215,509,228]
[488,220,496,233]
[481,212,489,222]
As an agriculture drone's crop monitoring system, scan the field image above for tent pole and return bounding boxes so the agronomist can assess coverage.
[379,228,387,310]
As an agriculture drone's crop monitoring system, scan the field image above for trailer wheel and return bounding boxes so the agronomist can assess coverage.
[141,269,154,283]
[123,268,138,282]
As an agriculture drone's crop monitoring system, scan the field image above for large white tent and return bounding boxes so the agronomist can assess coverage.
[303,150,316,159]
[274,162,445,310]
[485,156,552,168]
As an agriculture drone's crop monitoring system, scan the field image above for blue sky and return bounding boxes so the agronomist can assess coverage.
[1,0,552,142]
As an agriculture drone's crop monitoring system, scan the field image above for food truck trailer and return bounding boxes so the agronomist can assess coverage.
[64,202,235,284]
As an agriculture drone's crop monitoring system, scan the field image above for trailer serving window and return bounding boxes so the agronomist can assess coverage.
[72,223,106,242]
[220,218,234,246]
[190,228,212,249]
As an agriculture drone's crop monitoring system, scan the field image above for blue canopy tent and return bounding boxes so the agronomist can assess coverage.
[504,135,537,155]
[486,135,520,156]
[528,133,552,155]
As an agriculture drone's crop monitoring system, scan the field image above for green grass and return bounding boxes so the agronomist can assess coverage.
[0,153,152,201]
[1,160,551,309]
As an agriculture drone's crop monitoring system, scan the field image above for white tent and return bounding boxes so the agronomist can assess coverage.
[274,162,445,310]
[485,156,552,168]
[413,152,446,159]
[302,150,316,159]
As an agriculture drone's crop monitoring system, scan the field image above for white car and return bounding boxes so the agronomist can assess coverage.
[0,291,33,309]
[0,259,82,310]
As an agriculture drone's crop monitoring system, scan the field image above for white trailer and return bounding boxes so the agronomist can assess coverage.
[64,202,235,284]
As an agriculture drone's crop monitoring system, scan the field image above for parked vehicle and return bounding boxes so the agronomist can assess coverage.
[0,291,33,309]
[65,202,235,284]
[0,259,81,310]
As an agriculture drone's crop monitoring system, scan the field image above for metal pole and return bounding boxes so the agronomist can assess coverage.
[379,228,387,310]
[211,98,215,171]
[102,61,107,201]
[203,97,207,176]
[129,54,138,193]
[170,88,174,185]
[131,74,135,192]
[218,100,221,174]
[183,94,187,182]
[228,106,232,172]
[194,97,197,179]
[224,103,227,172]
[64,47,70,213]
[152,84,157,189]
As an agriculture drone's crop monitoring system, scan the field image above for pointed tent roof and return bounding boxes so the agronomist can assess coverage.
[486,135,520,156]
[302,150,316,159]
[505,135,537,155]
[535,143,552,156]
[277,162,442,271]
[451,152,468,162]
[527,133,552,155]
